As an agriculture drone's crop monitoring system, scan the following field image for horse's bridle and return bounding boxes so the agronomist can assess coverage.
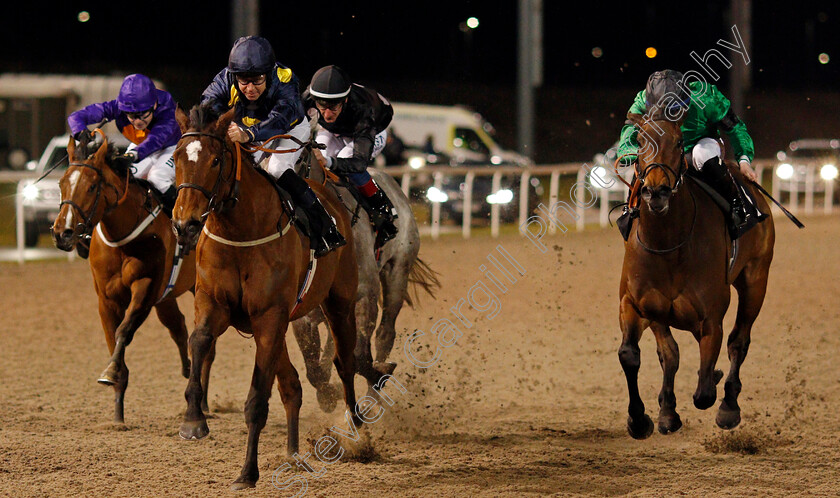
[59,161,125,237]
[636,137,687,193]
[634,124,696,254]
[175,131,237,221]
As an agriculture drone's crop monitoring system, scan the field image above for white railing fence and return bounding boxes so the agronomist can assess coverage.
[2,157,836,263]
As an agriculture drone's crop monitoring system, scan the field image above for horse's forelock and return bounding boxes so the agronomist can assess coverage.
[189,103,221,131]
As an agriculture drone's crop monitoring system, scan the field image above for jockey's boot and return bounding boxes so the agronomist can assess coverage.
[277,170,346,258]
[361,181,399,249]
[157,185,177,219]
[701,157,751,239]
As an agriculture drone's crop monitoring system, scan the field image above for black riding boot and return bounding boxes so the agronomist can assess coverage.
[363,183,399,249]
[277,170,346,258]
[157,185,177,219]
[701,157,750,238]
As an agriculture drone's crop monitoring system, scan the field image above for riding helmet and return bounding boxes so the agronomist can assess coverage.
[117,74,158,113]
[228,36,276,75]
[308,65,352,101]
[645,69,690,112]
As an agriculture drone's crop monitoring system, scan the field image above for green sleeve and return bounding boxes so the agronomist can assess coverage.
[704,85,755,163]
[616,90,647,164]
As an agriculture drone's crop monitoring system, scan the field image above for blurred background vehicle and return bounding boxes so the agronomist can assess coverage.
[774,138,840,200]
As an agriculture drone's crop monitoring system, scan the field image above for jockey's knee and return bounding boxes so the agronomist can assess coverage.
[691,138,722,171]
[346,170,372,187]
[266,157,297,179]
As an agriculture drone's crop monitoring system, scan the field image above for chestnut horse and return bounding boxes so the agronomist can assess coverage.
[618,114,775,439]
[51,133,197,423]
[171,105,360,490]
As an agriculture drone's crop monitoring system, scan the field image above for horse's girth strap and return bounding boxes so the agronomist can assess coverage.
[201,220,291,247]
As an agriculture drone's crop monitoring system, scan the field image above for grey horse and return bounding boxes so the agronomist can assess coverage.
[292,149,440,411]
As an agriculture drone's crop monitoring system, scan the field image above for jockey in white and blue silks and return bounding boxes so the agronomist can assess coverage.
[200,35,345,258]
[68,73,180,216]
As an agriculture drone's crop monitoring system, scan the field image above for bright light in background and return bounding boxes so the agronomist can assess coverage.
[408,156,426,170]
[645,47,657,58]
[426,187,449,203]
[466,17,479,29]
[77,11,90,22]
[591,47,603,58]
[819,53,830,64]
[22,184,40,201]
[486,189,513,205]
[776,163,794,180]
[820,164,838,181]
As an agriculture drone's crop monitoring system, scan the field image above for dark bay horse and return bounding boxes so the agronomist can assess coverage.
[618,114,775,438]
[51,134,197,423]
[293,155,440,410]
[171,105,360,490]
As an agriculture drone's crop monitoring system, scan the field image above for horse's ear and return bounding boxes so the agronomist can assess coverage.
[215,108,236,138]
[67,136,76,160]
[93,136,109,164]
[626,113,644,127]
[175,104,190,134]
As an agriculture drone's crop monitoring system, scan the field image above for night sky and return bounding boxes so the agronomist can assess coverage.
[3,1,840,160]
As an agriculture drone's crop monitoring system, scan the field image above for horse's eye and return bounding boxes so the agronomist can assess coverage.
[212,157,220,167]
[88,183,97,192]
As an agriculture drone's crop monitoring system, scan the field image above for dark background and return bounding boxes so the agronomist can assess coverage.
[3,0,840,162]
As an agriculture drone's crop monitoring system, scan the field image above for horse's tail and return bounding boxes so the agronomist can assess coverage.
[404,257,441,307]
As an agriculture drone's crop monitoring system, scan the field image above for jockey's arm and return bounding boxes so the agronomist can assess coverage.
[707,86,757,181]
[68,101,120,137]
[616,90,647,165]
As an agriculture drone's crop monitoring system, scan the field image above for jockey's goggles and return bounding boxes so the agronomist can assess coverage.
[235,74,267,87]
[126,109,153,121]
[315,99,344,112]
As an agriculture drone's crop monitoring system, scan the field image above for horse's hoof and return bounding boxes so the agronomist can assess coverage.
[179,419,210,440]
[230,479,256,491]
[715,404,741,430]
[658,413,683,434]
[627,414,654,440]
[372,361,397,376]
[97,362,119,386]
[714,369,724,385]
[181,360,191,379]
[316,384,340,413]
[693,391,716,410]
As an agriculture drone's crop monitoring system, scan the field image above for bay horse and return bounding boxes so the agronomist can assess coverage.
[618,113,775,438]
[171,105,360,490]
[293,154,440,410]
[51,133,198,423]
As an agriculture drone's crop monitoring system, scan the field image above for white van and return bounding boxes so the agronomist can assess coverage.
[389,102,532,166]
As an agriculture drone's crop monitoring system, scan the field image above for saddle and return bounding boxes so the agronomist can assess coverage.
[253,167,314,244]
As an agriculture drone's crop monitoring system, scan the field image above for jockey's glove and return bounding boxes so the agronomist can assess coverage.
[73,129,93,142]
[118,151,138,163]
